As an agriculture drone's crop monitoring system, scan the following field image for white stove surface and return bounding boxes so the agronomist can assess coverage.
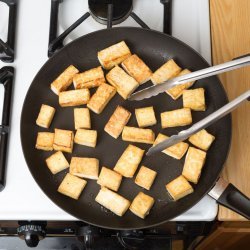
[0,0,217,221]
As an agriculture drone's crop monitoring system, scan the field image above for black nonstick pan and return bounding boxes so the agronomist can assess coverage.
[21,27,250,229]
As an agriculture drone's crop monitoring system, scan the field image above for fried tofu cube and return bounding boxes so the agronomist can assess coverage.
[74,108,91,130]
[166,69,195,100]
[87,83,116,114]
[59,89,90,107]
[97,41,132,70]
[188,129,215,151]
[35,132,54,151]
[182,147,206,184]
[36,104,56,128]
[135,106,157,127]
[129,192,155,219]
[114,144,144,178]
[45,151,69,174]
[166,175,194,201]
[151,59,181,85]
[161,108,192,128]
[95,187,130,216]
[122,126,155,144]
[70,157,99,180]
[73,66,106,89]
[53,129,74,153]
[121,54,152,84]
[97,166,122,191]
[183,88,206,111]
[58,173,87,200]
[104,106,131,139]
[153,133,189,160]
[51,65,79,95]
[74,129,97,148]
[135,166,157,190]
[106,66,139,99]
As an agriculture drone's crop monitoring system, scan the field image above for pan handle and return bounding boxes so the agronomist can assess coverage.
[208,178,250,220]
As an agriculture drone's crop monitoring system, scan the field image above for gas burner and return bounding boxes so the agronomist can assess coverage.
[0,0,17,63]
[89,0,133,26]
[48,0,166,57]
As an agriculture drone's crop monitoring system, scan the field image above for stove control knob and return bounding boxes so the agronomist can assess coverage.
[17,223,46,247]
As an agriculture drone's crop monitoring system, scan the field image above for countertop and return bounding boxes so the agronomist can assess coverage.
[210,0,250,221]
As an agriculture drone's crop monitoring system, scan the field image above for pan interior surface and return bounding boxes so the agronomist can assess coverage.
[21,28,231,229]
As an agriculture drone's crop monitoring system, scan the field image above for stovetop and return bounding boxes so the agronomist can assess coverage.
[0,0,217,222]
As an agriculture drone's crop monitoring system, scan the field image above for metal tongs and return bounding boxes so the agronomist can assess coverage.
[128,54,250,156]
[129,54,250,101]
[147,89,250,155]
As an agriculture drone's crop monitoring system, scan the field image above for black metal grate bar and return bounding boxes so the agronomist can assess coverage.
[107,3,113,29]
[49,0,62,48]
[48,0,92,57]
[130,12,150,29]
[161,0,172,35]
[0,66,14,191]
[0,0,17,62]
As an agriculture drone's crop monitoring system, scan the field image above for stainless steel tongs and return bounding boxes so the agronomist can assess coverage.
[147,90,250,155]
[129,54,250,101]
[129,54,250,155]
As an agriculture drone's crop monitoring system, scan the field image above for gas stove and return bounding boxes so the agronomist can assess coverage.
[0,0,217,248]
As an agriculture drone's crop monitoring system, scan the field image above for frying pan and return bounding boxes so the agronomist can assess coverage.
[21,27,250,229]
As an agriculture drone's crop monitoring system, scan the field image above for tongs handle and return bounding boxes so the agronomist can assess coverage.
[177,54,250,85]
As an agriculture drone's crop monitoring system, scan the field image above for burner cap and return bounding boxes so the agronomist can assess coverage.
[89,0,133,25]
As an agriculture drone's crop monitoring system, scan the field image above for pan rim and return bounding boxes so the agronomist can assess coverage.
[20,27,232,230]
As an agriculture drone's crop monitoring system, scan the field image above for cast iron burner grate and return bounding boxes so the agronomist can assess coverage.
[0,66,14,191]
[0,0,17,63]
[48,0,172,57]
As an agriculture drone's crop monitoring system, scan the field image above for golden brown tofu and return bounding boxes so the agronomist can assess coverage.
[166,69,195,100]
[129,192,155,219]
[35,132,54,151]
[58,173,87,200]
[151,59,181,85]
[106,66,139,99]
[104,106,131,139]
[166,175,194,201]
[53,129,74,153]
[59,89,90,107]
[73,66,106,89]
[97,41,132,70]
[161,108,192,128]
[74,108,91,130]
[114,144,144,178]
[135,166,157,190]
[153,133,189,160]
[135,106,157,127]
[51,65,79,95]
[87,83,116,114]
[188,129,215,151]
[70,157,99,180]
[182,147,206,184]
[183,88,206,111]
[45,151,69,174]
[74,129,97,148]
[121,54,152,84]
[36,104,56,128]
[97,166,122,191]
[122,126,155,144]
[95,187,130,216]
